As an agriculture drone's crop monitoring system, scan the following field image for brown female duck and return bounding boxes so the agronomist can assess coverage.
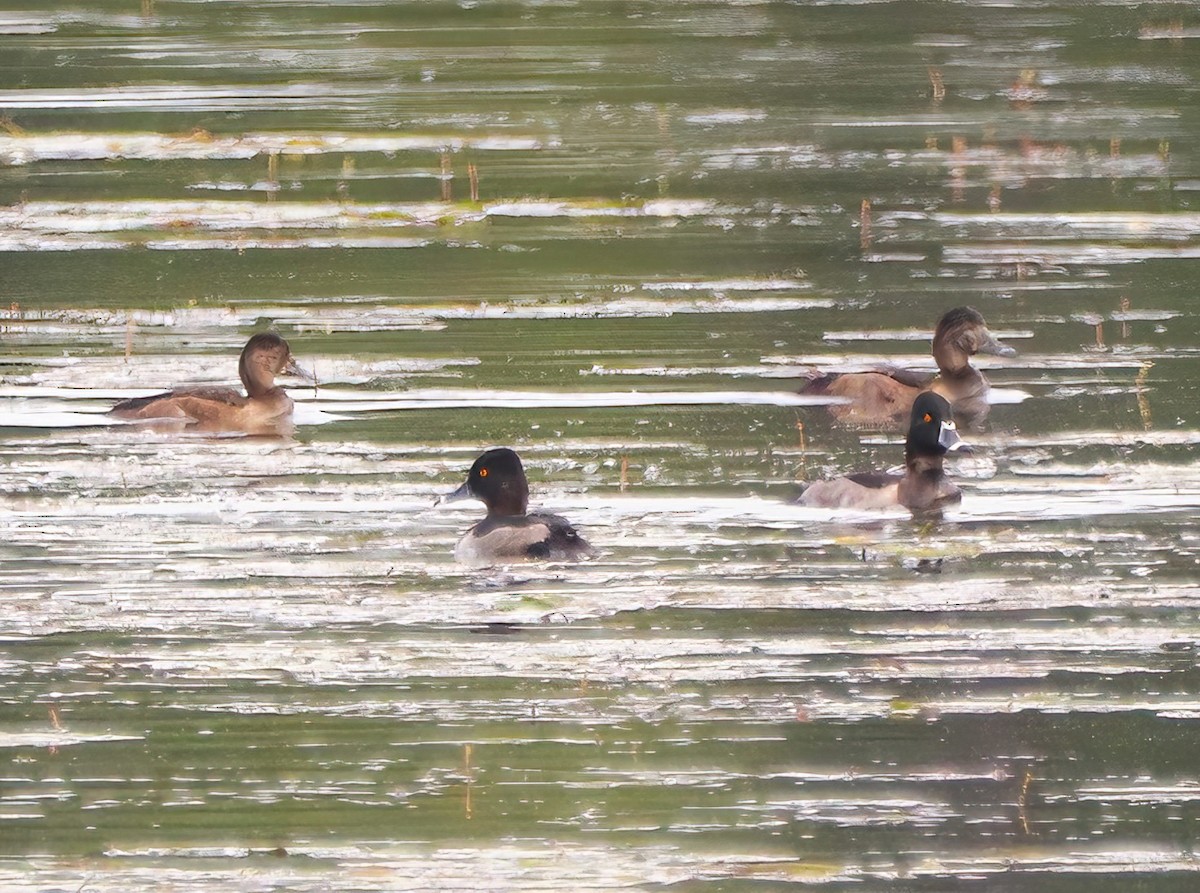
[797,391,968,517]
[109,332,308,434]
[805,306,1015,430]
[439,447,596,567]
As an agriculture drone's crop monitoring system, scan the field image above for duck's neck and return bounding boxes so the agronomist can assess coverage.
[904,451,945,480]
[932,345,988,403]
[933,341,973,376]
[899,451,949,514]
[240,369,279,399]
[486,487,529,519]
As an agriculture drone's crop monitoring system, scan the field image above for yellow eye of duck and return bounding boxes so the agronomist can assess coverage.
[479,468,489,477]
[923,413,932,423]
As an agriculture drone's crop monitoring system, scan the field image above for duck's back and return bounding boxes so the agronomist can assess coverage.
[797,472,903,510]
[110,385,295,433]
[806,372,925,427]
[456,511,596,567]
[110,386,247,421]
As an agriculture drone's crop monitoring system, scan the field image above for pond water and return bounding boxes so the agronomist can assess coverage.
[1,1,1199,890]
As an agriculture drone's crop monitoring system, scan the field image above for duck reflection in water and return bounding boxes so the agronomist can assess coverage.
[109,332,312,435]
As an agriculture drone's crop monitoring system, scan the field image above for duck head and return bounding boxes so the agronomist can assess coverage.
[932,306,1016,375]
[906,391,969,461]
[440,447,530,518]
[238,332,311,397]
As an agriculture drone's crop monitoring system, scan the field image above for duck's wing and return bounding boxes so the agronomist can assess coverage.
[175,385,248,405]
[460,513,595,565]
[110,386,246,421]
[110,390,175,416]
[802,366,933,394]
[524,512,596,561]
[844,470,904,489]
[797,472,902,509]
[885,366,935,388]
[803,372,929,427]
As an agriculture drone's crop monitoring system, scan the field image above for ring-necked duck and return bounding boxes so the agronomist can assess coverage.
[804,306,1015,430]
[439,447,596,567]
[109,332,310,434]
[797,391,968,516]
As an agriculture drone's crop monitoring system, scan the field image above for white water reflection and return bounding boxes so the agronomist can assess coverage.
[0,389,839,431]
[1,198,721,234]
[0,132,553,165]
[2,479,1195,532]
[0,844,1196,893]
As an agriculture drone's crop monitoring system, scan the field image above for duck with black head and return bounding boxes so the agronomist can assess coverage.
[804,306,1015,431]
[439,448,596,567]
[797,391,969,518]
[109,332,311,434]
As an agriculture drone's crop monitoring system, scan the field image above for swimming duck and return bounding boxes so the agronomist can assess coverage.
[439,448,596,567]
[804,306,1015,430]
[797,391,968,516]
[109,332,309,434]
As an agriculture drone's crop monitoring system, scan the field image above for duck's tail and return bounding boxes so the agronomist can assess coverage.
[798,371,836,395]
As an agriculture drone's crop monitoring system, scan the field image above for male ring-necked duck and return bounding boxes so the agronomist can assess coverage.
[797,391,968,516]
[439,447,596,567]
[804,306,1015,430]
[109,332,310,434]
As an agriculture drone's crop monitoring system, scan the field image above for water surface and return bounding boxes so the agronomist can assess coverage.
[1,1,1199,890]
